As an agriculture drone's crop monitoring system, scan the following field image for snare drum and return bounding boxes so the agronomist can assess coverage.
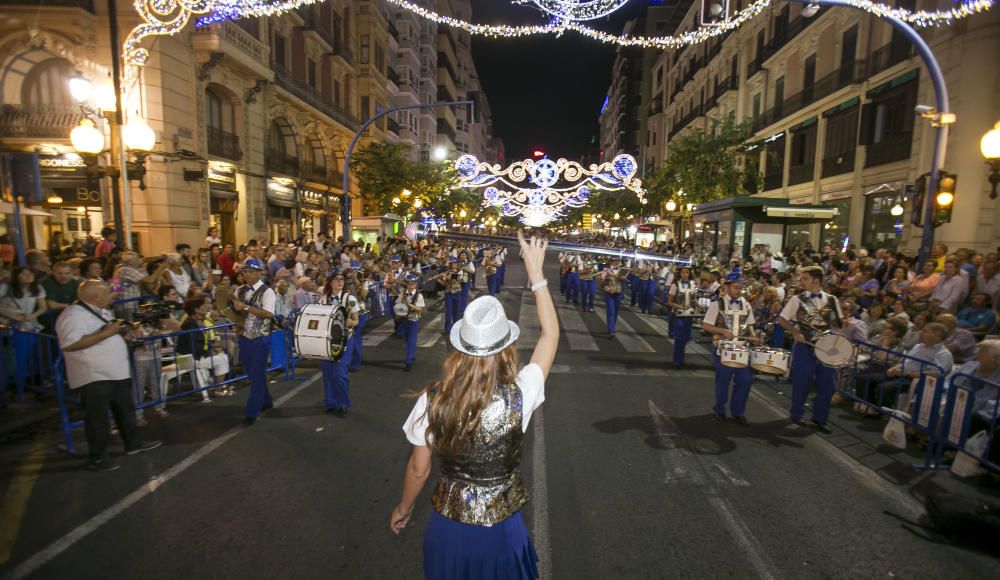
[716,340,750,368]
[813,332,856,368]
[676,307,697,317]
[392,302,410,318]
[294,304,349,360]
[750,346,791,375]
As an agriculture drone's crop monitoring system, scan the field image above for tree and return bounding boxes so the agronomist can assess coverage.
[645,117,761,206]
[350,141,461,217]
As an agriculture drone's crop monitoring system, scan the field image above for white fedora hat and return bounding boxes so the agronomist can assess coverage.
[449,296,519,357]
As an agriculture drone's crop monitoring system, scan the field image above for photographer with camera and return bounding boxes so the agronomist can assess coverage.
[56,280,161,472]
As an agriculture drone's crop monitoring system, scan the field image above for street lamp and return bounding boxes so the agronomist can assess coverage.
[665,199,677,212]
[890,203,904,216]
[124,118,156,151]
[432,145,448,161]
[70,119,105,154]
[981,121,1000,199]
[68,72,93,103]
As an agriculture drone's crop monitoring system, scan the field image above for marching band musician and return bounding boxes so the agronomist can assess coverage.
[564,252,581,305]
[458,250,475,311]
[579,253,599,313]
[636,260,656,315]
[483,247,502,296]
[559,251,570,296]
[397,274,425,371]
[443,257,464,334]
[777,266,844,432]
[668,266,697,368]
[497,245,507,291]
[345,263,369,373]
[601,257,628,339]
[702,275,759,425]
[230,263,276,426]
[319,271,359,416]
[387,255,405,337]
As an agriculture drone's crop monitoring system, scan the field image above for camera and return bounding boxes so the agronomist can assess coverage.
[134,301,180,325]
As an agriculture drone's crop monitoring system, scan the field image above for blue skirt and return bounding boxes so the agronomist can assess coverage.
[423,510,538,580]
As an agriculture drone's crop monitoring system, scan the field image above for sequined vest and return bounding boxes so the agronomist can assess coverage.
[240,284,273,339]
[431,383,529,526]
[795,291,837,340]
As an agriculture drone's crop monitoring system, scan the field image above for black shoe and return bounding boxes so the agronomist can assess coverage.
[404,363,412,372]
[87,458,121,472]
[713,412,727,421]
[349,368,359,374]
[125,440,163,456]
[733,416,750,426]
[325,408,337,414]
[261,403,274,411]
[607,333,615,340]
[791,417,808,427]
[811,420,832,434]
[243,416,257,426]
[673,362,685,369]
[334,408,349,418]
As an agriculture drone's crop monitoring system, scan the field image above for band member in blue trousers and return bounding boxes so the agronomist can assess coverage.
[231,264,275,425]
[397,275,425,371]
[702,276,758,425]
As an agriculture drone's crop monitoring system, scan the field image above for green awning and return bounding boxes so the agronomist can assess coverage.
[867,69,918,97]
[791,116,818,131]
[823,96,860,117]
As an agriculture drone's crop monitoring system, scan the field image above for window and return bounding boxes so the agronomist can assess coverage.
[360,34,370,64]
[272,32,287,68]
[752,93,761,118]
[820,198,851,250]
[773,76,784,114]
[307,59,317,89]
[764,134,785,190]
[333,78,342,106]
[788,121,817,185]
[375,43,385,72]
[22,58,74,105]
[822,105,858,177]
[360,96,370,121]
[862,191,903,250]
[860,76,917,166]
[730,55,738,82]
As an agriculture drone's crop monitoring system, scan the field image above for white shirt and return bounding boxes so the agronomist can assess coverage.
[245,279,276,314]
[322,290,360,314]
[779,290,844,326]
[702,296,756,331]
[167,269,191,300]
[931,274,968,313]
[55,302,131,389]
[402,363,545,447]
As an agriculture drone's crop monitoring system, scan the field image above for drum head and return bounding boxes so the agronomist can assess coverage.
[814,334,854,367]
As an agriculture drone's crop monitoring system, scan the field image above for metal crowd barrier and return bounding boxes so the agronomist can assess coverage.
[3,326,62,402]
[935,372,1000,473]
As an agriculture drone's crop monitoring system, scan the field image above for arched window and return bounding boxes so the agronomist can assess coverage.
[206,85,240,160]
[303,138,327,181]
[22,58,75,106]
[267,118,298,175]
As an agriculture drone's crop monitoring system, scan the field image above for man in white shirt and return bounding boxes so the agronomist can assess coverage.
[56,280,161,471]
[231,263,277,425]
[976,260,1000,307]
[931,259,968,314]
[397,274,425,371]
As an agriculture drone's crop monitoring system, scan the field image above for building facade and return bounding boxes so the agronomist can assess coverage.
[0,0,498,254]
[634,0,1000,255]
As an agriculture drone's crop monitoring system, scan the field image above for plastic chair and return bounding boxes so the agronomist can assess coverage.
[159,354,196,398]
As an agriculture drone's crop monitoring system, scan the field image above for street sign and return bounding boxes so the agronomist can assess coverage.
[582,213,594,229]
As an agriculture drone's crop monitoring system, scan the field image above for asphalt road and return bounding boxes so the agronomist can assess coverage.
[1,250,998,579]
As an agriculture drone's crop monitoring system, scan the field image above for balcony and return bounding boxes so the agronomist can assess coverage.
[763,172,784,191]
[436,119,456,143]
[868,42,913,77]
[0,104,84,140]
[266,149,299,176]
[191,21,271,79]
[387,67,400,87]
[272,63,358,130]
[713,75,738,101]
[207,127,242,161]
[388,21,399,41]
[747,56,764,79]
[787,163,815,186]
[387,117,400,135]
[301,162,328,183]
[0,0,94,10]
[671,104,704,134]
[762,12,822,64]
[300,10,339,53]
[865,133,913,168]
[821,149,855,178]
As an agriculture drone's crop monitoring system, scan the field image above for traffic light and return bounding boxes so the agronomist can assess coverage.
[532,149,545,159]
[933,171,957,226]
[701,0,729,26]
[910,174,927,227]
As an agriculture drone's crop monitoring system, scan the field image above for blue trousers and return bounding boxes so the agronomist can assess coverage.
[771,325,786,348]
[240,335,273,418]
[347,313,367,371]
[486,274,500,296]
[671,317,693,364]
[580,280,596,310]
[400,319,419,365]
[712,352,753,417]
[559,273,567,295]
[269,330,287,370]
[604,292,623,334]
[444,292,463,334]
[790,342,837,423]
[460,282,471,313]
[498,263,506,288]
[639,279,656,313]
[565,272,580,304]
[321,357,350,410]
[11,331,38,398]
[628,274,640,305]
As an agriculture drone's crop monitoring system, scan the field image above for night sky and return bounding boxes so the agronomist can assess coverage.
[468,1,655,161]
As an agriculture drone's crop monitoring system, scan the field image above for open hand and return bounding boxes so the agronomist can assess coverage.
[517,231,548,284]
[390,506,412,535]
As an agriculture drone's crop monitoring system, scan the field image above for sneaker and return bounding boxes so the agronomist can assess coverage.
[136,417,149,427]
[243,416,257,426]
[201,397,213,404]
[87,458,121,472]
[153,408,170,418]
[125,440,163,456]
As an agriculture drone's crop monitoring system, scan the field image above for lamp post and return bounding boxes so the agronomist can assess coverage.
[340,100,473,240]
[982,121,1000,199]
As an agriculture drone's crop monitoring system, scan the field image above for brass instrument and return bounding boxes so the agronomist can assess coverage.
[579,260,599,281]
[213,284,245,325]
[602,267,630,294]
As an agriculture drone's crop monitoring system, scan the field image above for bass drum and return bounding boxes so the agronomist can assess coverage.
[294,304,349,360]
[813,332,856,368]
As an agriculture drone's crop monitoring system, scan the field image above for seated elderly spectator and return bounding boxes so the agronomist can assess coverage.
[837,299,869,343]
[931,260,968,314]
[861,303,888,338]
[957,292,997,338]
[855,317,910,416]
[880,322,954,409]
[947,340,1000,469]
[293,276,316,311]
[937,313,977,364]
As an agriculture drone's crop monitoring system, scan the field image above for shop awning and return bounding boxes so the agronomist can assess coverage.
[763,206,838,219]
[0,201,53,217]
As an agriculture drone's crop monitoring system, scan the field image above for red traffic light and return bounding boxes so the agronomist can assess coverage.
[532,149,545,158]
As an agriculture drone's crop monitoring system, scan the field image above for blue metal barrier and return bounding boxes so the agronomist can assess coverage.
[5,327,62,402]
[935,372,1000,474]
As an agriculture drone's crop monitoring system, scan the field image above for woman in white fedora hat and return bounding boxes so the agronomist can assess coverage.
[390,232,559,579]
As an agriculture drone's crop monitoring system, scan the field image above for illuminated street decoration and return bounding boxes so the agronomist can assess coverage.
[454,153,645,228]
[122,0,993,84]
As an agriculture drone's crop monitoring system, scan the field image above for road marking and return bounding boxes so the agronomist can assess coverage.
[362,318,396,347]
[418,313,444,348]
[518,290,542,348]
[8,373,323,580]
[554,302,598,351]
[530,408,552,580]
[594,308,655,352]
[0,436,48,566]
[643,315,714,356]
[549,364,712,378]
[708,496,777,580]
[747,389,925,518]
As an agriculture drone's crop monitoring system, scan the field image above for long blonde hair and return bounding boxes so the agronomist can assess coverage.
[417,345,519,458]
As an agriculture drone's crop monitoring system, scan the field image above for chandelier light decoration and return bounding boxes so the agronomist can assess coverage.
[454,153,645,228]
[121,0,994,84]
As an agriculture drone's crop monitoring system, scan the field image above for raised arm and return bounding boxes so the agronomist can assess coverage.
[519,232,558,379]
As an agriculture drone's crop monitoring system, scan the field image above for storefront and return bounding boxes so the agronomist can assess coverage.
[352,215,403,249]
[298,187,326,241]
[207,161,238,247]
[635,220,673,247]
[691,196,838,260]
[38,154,105,251]
[819,195,852,251]
[862,185,905,251]
[266,177,297,244]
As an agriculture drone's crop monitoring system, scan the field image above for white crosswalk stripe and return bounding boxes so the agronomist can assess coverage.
[362,317,396,347]
[518,290,542,348]
[419,313,445,348]
[554,300,599,351]
[593,307,655,352]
